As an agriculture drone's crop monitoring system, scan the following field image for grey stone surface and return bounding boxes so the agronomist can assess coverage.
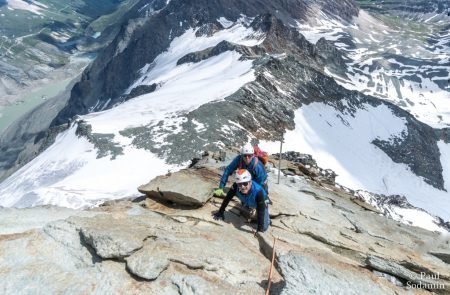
[366,255,441,286]
[171,274,224,295]
[278,253,395,295]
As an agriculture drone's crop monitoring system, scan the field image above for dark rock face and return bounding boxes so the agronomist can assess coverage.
[271,151,338,184]
[315,37,349,77]
[373,194,416,210]
[127,83,157,99]
[52,2,177,126]
[176,40,260,66]
[75,121,123,160]
[276,151,317,167]
[435,128,450,144]
[372,112,445,190]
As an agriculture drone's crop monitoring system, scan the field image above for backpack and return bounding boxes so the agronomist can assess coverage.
[253,146,269,166]
[239,146,269,171]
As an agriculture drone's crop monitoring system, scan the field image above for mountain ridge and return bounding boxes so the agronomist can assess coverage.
[0,0,449,223]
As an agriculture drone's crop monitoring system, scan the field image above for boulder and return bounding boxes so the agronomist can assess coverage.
[297,162,311,175]
[138,168,216,206]
[81,227,145,259]
[126,249,169,280]
[79,215,151,259]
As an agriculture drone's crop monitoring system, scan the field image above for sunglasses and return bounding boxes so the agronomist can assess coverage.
[237,181,250,187]
[243,154,253,158]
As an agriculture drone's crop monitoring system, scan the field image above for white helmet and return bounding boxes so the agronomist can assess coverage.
[240,143,254,155]
[235,169,252,183]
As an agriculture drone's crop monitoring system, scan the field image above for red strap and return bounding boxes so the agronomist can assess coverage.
[252,157,258,171]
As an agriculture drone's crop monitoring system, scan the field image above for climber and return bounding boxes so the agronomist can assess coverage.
[213,143,268,198]
[212,169,270,233]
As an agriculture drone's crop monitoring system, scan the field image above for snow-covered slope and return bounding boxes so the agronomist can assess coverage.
[0,22,264,208]
[260,102,450,222]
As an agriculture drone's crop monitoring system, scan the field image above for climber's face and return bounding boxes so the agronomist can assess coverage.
[242,154,253,166]
[237,180,252,194]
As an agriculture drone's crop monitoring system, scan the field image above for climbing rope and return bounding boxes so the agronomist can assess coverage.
[265,237,277,295]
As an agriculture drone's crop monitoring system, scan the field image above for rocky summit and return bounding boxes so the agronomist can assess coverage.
[1,151,449,294]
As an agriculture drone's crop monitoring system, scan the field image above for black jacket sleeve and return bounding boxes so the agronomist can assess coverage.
[256,190,267,232]
[218,184,237,213]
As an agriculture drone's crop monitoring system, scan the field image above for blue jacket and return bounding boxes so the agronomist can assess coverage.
[236,181,268,208]
[218,181,269,232]
[219,155,267,189]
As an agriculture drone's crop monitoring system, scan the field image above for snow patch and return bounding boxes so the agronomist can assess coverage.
[7,0,43,15]
[128,24,264,92]
[357,191,447,233]
[394,208,446,233]
[217,17,234,29]
[192,119,206,133]
[0,126,174,209]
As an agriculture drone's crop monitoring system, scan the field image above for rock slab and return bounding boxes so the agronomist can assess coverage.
[138,169,215,206]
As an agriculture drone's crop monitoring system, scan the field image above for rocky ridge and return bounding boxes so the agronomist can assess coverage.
[51,0,359,126]
[1,150,449,294]
[80,12,444,191]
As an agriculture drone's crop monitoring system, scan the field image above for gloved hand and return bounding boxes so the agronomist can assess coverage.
[213,188,225,197]
[212,211,225,221]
